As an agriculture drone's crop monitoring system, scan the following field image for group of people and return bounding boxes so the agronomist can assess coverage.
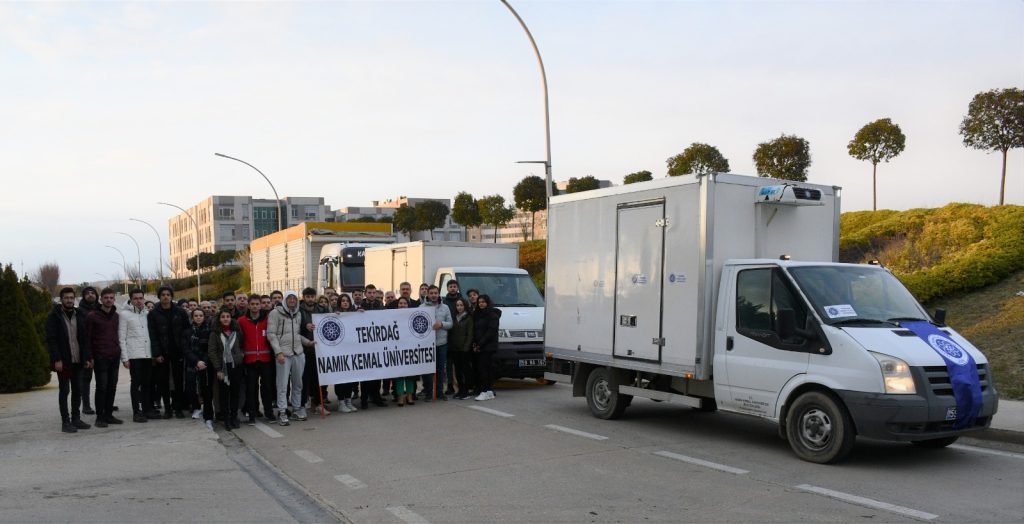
[44,279,502,434]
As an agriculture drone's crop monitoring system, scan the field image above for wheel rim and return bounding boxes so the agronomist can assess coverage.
[592,377,611,412]
[798,407,833,450]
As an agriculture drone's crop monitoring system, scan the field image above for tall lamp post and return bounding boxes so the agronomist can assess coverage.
[108,261,128,295]
[116,231,142,287]
[130,217,164,283]
[214,153,284,233]
[500,0,553,203]
[158,201,202,302]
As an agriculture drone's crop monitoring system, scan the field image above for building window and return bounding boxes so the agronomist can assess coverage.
[218,206,234,220]
[305,205,318,219]
[241,203,249,221]
[218,224,236,241]
[242,228,250,240]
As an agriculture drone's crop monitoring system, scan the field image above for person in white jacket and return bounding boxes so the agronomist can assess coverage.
[267,291,312,426]
[118,289,153,423]
[421,285,453,401]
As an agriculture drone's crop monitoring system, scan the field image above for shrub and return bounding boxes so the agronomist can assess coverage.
[0,264,51,392]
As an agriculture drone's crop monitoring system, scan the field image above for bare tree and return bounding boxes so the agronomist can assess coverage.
[33,262,60,297]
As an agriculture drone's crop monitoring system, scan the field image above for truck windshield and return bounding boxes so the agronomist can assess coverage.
[787,266,927,326]
[457,273,544,307]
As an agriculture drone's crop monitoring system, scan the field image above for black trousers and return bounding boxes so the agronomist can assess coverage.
[196,368,214,421]
[153,357,186,411]
[57,363,84,421]
[129,358,152,414]
[93,357,120,420]
[245,361,276,418]
[334,382,356,400]
[79,365,94,410]
[476,351,494,393]
[451,351,474,395]
[302,348,327,406]
[218,364,243,423]
[360,380,383,402]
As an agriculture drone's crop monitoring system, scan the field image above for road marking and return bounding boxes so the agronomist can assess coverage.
[544,424,608,441]
[653,450,749,475]
[796,484,938,521]
[253,422,283,438]
[466,405,515,418]
[950,444,1024,460]
[334,474,367,489]
[386,505,429,524]
[293,449,324,464]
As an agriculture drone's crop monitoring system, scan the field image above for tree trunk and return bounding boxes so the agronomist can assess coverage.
[530,211,536,241]
[493,225,498,243]
[1000,149,1008,206]
[872,162,878,211]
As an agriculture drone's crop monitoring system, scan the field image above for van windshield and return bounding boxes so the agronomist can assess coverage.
[787,266,927,326]
[457,273,545,307]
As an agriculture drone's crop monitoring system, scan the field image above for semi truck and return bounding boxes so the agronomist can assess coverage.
[365,241,547,379]
[543,173,998,463]
[249,221,395,296]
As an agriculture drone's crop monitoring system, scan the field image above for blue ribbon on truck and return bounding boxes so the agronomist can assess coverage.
[901,320,982,429]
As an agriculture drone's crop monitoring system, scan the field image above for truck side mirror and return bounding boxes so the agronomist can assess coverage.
[933,308,946,325]
[776,308,796,340]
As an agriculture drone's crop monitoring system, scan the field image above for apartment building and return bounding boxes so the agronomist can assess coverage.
[333,196,464,242]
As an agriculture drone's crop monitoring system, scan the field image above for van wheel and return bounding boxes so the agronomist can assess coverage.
[786,391,855,464]
[586,368,630,420]
[911,436,959,448]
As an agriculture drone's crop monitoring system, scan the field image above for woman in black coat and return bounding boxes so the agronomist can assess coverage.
[472,294,501,401]
[185,309,213,428]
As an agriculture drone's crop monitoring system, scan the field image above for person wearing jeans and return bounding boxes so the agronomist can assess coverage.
[46,287,93,433]
[87,288,122,428]
[420,286,453,401]
[119,289,153,422]
[268,291,310,426]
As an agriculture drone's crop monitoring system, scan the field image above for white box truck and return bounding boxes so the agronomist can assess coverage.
[250,222,395,296]
[365,241,547,379]
[543,173,998,463]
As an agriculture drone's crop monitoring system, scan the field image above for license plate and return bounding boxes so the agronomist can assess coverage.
[518,359,544,367]
[945,407,957,421]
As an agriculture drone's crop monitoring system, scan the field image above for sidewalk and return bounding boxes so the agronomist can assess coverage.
[983,397,1024,444]
[0,370,302,523]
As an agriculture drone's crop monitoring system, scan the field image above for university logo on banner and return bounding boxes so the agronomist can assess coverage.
[313,309,436,386]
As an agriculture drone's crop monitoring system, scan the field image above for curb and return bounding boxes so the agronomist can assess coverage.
[967,427,1024,447]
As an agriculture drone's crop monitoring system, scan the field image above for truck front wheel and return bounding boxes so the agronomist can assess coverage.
[586,368,630,420]
[786,391,855,464]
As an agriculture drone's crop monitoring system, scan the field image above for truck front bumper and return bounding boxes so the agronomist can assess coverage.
[494,342,546,379]
[836,386,998,442]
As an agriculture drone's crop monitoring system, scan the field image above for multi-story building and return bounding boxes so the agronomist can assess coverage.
[473,209,548,243]
[168,195,332,278]
[333,196,464,242]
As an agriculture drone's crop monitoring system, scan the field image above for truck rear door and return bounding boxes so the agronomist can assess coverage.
[613,200,665,362]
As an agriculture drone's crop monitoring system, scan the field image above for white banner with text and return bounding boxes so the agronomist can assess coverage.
[313,309,436,385]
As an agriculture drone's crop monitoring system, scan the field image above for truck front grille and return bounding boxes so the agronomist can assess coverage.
[507,330,543,339]
[922,364,989,396]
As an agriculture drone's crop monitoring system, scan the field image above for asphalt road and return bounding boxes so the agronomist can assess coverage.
[230,379,1024,524]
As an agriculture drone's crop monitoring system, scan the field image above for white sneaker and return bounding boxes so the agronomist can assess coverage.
[192,409,202,420]
[474,392,489,401]
[204,420,214,430]
[294,408,308,421]
[487,391,496,400]
[339,400,353,413]
[345,399,358,412]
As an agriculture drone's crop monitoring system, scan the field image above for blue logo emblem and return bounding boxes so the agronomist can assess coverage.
[319,318,344,346]
[669,274,676,283]
[827,307,839,316]
[409,311,431,338]
[927,334,969,366]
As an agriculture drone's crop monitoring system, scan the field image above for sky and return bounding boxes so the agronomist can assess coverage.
[1,1,1022,284]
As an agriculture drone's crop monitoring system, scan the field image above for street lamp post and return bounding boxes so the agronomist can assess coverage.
[158,202,202,302]
[108,261,128,295]
[116,231,142,287]
[500,0,553,203]
[130,217,164,283]
[214,153,284,233]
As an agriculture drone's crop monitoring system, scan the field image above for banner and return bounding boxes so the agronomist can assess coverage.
[901,320,983,429]
[313,309,436,386]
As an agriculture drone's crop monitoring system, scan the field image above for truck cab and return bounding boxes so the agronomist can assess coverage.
[437,266,546,379]
[318,243,372,294]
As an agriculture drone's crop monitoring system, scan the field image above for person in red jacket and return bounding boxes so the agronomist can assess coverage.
[86,288,123,427]
[238,295,275,425]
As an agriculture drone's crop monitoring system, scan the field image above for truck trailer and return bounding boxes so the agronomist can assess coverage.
[543,173,998,463]
[365,241,547,379]
[249,221,395,296]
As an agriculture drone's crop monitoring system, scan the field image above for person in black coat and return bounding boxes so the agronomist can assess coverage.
[185,308,214,427]
[148,285,191,418]
[472,294,501,401]
[46,287,93,433]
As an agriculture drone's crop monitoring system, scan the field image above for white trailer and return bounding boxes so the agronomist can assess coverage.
[365,241,548,379]
[544,173,998,463]
[249,222,394,296]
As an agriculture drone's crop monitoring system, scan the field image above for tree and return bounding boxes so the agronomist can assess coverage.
[566,176,601,193]
[33,262,60,298]
[393,204,417,237]
[451,191,482,239]
[186,252,218,272]
[848,118,906,210]
[351,216,378,223]
[415,200,450,240]
[666,143,730,177]
[752,134,812,181]
[20,275,53,351]
[959,88,1024,205]
[623,170,653,184]
[377,215,394,224]
[0,264,50,392]
[513,176,548,240]
[477,195,516,243]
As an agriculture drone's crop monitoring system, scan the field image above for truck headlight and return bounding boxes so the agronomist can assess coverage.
[870,352,916,395]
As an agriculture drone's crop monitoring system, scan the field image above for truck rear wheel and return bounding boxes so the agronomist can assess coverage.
[786,391,855,464]
[586,368,630,420]
[910,436,959,448]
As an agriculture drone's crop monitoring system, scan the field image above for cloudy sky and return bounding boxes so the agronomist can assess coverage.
[2,1,1022,284]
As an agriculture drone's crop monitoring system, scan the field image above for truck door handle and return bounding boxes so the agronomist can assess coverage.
[726,336,734,351]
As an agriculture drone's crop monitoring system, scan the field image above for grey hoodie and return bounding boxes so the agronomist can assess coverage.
[267,291,311,357]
